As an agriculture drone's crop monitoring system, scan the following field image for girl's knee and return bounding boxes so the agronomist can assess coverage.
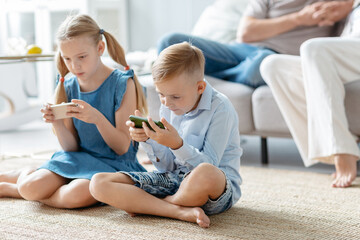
[18,178,47,201]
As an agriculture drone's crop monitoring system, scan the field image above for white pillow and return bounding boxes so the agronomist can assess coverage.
[192,0,249,43]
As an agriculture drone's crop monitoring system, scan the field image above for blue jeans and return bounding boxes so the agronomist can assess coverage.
[158,33,276,88]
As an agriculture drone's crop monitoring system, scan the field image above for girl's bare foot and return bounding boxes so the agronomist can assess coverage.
[179,207,210,228]
[0,169,24,183]
[0,182,22,198]
[332,154,358,188]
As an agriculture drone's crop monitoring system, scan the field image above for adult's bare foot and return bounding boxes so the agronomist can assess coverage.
[332,154,358,188]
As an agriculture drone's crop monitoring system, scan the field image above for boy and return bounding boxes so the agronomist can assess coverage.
[89,42,242,228]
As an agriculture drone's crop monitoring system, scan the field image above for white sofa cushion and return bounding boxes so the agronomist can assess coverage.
[192,0,249,43]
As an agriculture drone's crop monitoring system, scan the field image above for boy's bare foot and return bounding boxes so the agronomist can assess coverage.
[179,206,210,228]
[332,154,358,188]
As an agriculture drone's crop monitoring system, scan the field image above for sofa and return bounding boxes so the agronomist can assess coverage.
[139,73,360,164]
[137,0,360,164]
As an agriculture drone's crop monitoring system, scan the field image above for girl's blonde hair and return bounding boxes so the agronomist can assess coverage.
[152,42,205,83]
[54,14,147,115]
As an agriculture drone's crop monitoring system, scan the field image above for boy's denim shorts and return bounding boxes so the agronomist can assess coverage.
[119,170,233,215]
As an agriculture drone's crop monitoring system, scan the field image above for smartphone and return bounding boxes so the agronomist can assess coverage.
[50,102,78,120]
[129,115,165,131]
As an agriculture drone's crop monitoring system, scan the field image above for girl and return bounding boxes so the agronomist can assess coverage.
[0,14,147,208]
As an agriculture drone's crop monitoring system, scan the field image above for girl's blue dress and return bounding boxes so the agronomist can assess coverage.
[39,69,146,179]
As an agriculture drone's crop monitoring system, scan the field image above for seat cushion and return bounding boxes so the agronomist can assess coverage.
[252,86,290,137]
[253,81,360,137]
[206,76,255,134]
[345,80,360,136]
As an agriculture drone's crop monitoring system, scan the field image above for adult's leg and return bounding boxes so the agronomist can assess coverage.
[157,32,264,84]
[261,54,309,162]
[301,38,360,187]
[213,48,276,87]
[90,171,211,228]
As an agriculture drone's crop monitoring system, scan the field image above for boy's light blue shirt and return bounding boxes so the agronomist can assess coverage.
[140,80,242,205]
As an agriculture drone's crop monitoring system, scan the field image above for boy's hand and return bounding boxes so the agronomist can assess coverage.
[66,99,103,124]
[126,110,149,142]
[143,117,183,150]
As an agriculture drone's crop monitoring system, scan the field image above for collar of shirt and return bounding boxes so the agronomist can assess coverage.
[184,79,213,117]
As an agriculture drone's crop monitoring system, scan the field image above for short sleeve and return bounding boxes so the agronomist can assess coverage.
[243,0,268,19]
[114,69,135,111]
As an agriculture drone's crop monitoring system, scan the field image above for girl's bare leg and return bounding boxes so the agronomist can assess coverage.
[17,169,68,201]
[40,179,97,209]
[90,172,211,228]
[0,168,36,198]
[18,169,97,208]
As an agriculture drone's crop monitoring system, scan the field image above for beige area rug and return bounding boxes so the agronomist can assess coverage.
[0,155,359,240]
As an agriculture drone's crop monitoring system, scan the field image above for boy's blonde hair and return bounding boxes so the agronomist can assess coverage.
[152,42,205,83]
[54,14,147,115]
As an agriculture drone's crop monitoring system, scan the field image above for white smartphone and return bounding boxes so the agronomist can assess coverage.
[50,102,77,120]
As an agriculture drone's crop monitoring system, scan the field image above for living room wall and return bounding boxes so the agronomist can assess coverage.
[127,0,215,51]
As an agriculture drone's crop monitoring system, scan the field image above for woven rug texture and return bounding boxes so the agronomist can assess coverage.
[0,156,359,240]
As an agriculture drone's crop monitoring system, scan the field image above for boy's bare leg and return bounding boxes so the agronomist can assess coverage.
[164,163,226,207]
[332,154,358,188]
[90,172,211,228]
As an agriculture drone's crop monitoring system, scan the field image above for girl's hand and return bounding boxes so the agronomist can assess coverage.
[143,117,183,150]
[66,99,103,124]
[41,103,57,123]
[126,110,149,142]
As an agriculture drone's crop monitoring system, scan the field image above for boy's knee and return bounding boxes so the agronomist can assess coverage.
[157,32,189,54]
[190,163,223,189]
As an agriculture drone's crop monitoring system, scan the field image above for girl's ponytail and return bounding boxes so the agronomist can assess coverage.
[102,31,148,115]
[54,51,69,104]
